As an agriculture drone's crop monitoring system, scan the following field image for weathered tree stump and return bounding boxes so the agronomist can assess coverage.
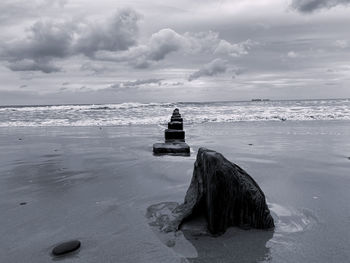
[147,148,274,235]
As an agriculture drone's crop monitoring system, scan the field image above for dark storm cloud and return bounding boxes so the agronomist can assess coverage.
[188,58,228,81]
[291,0,350,13]
[1,8,140,73]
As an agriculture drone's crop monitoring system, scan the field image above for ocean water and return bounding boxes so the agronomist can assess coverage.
[0,99,349,127]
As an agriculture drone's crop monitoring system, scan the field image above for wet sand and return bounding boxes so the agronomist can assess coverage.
[0,121,349,262]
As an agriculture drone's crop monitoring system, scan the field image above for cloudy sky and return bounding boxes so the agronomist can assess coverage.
[0,0,350,105]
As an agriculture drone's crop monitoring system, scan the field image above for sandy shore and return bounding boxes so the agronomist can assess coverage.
[0,121,349,262]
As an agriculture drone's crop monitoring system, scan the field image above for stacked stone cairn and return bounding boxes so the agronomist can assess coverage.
[153,108,190,156]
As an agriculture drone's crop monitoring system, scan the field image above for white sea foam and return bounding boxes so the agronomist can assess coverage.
[0,99,349,127]
[269,203,318,233]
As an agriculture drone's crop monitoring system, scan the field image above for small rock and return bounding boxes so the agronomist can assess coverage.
[248,143,253,146]
[18,138,22,141]
[19,202,27,205]
[170,116,183,122]
[153,142,190,156]
[164,129,185,142]
[168,121,183,130]
[52,240,81,256]
[347,157,350,160]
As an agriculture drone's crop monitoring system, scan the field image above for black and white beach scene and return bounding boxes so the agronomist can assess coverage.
[0,1,350,262]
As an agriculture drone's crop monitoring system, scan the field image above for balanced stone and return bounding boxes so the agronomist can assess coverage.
[153,142,190,156]
[171,116,183,122]
[165,129,185,142]
[52,240,81,256]
[152,108,190,156]
[168,121,183,130]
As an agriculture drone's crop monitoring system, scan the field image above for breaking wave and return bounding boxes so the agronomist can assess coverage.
[0,99,349,127]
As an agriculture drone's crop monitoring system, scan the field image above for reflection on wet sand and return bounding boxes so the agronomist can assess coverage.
[147,202,273,263]
[7,153,89,195]
[182,218,273,263]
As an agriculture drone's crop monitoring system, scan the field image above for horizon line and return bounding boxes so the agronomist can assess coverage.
[0,97,349,108]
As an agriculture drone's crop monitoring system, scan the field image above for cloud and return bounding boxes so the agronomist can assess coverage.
[74,8,140,57]
[214,39,256,57]
[1,8,140,73]
[147,29,187,61]
[94,28,187,68]
[287,51,299,58]
[80,62,109,74]
[7,59,61,73]
[334,40,348,48]
[188,58,228,81]
[231,67,245,79]
[122,78,163,87]
[108,78,163,90]
[0,0,68,26]
[1,8,255,74]
[163,81,184,86]
[184,31,222,54]
[291,0,350,13]
[182,31,256,57]
[42,0,68,8]
[94,29,253,69]
[0,0,67,24]
[5,20,73,59]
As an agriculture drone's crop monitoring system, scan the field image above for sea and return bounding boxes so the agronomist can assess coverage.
[0,99,349,127]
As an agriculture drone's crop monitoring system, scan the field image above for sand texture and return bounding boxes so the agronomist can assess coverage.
[0,121,350,262]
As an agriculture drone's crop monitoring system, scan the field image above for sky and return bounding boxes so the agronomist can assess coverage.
[0,0,350,105]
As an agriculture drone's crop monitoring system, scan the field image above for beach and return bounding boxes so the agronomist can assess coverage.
[0,120,349,262]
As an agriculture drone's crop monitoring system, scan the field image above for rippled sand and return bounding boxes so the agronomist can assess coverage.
[0,121,349,262]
